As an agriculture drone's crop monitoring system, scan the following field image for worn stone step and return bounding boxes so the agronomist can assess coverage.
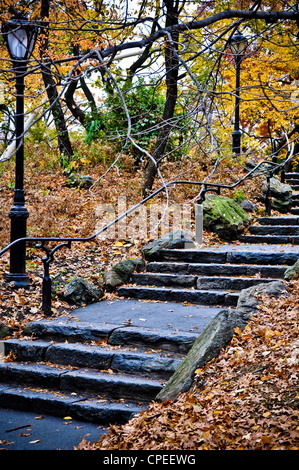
[290,185,299,191]
[118,286,239,306]
[0,384,143,424]
[285,172,299,178]
[26,320,197,354]
[158,248,298,265]
[107,326,198,354]
[291,207,299,215]
[0,361,163,402]
[239,235,299,244]
[249,225,299,235]
[3,338,182,379]
[196,275,277,291]
[256,216,299,226]
[286,178,299,184]
[131,272,279,291]
[147,261,287,278]
[132,272,196,288]
[292,199,299,207]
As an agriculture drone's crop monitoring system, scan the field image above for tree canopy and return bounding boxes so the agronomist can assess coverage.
[0,0,298,190]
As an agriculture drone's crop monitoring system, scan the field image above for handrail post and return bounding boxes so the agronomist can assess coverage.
[265,175,272,216]
[42,257,52,316]
[194,202,203,245]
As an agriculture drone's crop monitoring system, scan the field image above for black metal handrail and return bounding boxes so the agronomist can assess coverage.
[0,152,296,315]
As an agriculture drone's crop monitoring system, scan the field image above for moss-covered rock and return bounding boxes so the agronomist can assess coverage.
[65,173,94,189]
[203,195,250,241]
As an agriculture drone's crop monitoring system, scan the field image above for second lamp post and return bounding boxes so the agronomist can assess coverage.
[229,31,248,156]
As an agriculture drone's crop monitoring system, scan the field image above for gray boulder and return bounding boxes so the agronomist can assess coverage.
[236,280,287,316]
[103,258,145,291]
[64,278,104,305]
[0,322,13,339]
[141,230,195,260]
[202,195,250,241]
[156,280,288,402]
[237,199,257,212]
[261,177,292,213]
[284,258,299,281]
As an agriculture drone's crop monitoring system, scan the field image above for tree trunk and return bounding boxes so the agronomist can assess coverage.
[41,67,74,159]
[40,0,73,160]
[143,0,180,193]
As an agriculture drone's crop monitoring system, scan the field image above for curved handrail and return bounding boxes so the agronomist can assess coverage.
[0,151,296,315]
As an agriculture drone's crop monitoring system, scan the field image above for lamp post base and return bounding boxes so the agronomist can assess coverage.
[5,271,30,287]
[232,130,242,156]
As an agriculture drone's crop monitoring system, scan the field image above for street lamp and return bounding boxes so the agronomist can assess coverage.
[229,31,248,156]
[1,17,38,286]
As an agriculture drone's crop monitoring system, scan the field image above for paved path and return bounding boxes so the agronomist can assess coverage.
[0,408,108,451]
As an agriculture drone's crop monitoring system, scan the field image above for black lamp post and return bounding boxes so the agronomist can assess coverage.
[1,17,38,286]
[229,31,248,156]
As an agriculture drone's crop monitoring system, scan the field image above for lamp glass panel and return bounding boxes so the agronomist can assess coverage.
[7,28,28,59]
[230,36,248,55]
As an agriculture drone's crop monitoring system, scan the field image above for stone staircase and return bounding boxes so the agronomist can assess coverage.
[118,226,298,306]
[0,318,189,425]
[0,171,298,427]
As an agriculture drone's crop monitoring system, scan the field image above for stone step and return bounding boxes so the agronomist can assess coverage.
[196,275,277,291]
[291,207,299,215]
[0,361,163,402]
[118,286,239,306]
[256,216,299,226]
[290,185,299,191]
[146,261,287,278]
[158,249,299,265]
[132,272,196,288]
[249,225,299,235]
[0,384,143,424]
[3,338,182,379]
[26,320,197,354]
[131,272,278,291]
[239,235,299,244]
[292,199,299,207]
[285,172,299,178]
[286,178,299,184]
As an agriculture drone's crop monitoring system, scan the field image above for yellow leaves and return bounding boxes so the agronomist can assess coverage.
[264,329,282,339]
[234,326,243,336]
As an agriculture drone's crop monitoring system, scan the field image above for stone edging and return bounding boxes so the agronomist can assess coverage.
[156,280,288,402]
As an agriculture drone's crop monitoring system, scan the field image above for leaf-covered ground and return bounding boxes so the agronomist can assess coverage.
[77,281,299,451]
